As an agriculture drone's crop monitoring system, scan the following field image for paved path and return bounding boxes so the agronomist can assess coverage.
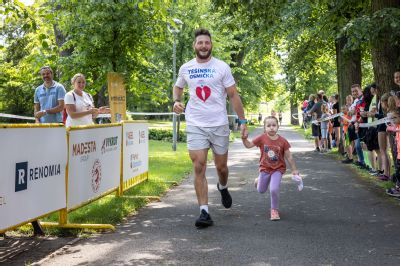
[12,126,400,265]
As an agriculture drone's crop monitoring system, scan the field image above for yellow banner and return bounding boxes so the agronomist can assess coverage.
[107,72,127,122]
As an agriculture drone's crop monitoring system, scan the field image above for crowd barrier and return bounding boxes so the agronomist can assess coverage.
[0,122,149,233]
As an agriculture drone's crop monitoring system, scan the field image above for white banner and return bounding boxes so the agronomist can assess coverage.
[67,126,121,209]
[0,127,67,231]
[122,122,149,181]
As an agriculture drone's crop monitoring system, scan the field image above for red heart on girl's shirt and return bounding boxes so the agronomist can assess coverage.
[196,85,211,102]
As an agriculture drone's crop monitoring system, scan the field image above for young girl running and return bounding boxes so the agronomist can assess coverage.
[242,116,300,221]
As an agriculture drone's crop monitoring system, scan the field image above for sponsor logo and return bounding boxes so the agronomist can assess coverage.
[126,131,134,146]
[15,162,61,192]
[110,96,126,102]
[130,153,142,172]
[91,159,102,193]
[138,130,146,144]
[72,141,96,162]
[0,196,6,206]
[101,136,118,154]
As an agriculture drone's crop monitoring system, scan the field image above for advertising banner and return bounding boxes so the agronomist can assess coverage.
[122,122,149,181]
[107,72,126,123]
[0,127,67,231]
[67,126,121,209]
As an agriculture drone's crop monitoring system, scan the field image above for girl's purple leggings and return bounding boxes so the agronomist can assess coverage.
[257,171,282,209]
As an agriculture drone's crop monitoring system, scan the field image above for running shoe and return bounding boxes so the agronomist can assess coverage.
[342,158,353,164]
[386,187,400,198]
[217,183,232,208]
[378,174,390,181]
[270,209,280,221]
[195,209,214,228]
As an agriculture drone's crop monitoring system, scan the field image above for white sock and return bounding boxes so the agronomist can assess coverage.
[218,183,228,190]
[200,205,208,213]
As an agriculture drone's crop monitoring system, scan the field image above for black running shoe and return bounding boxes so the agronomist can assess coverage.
[195,210,213,228]
[342,158,353,164]
[217,183,232,208]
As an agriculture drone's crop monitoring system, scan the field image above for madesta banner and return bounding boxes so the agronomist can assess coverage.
[67,126,121,209]
[0,126,67,231]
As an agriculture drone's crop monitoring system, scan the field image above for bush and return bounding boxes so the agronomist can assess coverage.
[149,128,186,142]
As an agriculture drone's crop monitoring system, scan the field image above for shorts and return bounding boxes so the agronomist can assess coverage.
[333,118,340,127]
[377,123,387,132]
[365,127,379,151]
[321,127,329,139]
[186,124,230,155]
[311,123,321,138]
[348,124,357,142]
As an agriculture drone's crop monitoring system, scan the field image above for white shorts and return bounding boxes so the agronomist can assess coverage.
[186,124,230,155]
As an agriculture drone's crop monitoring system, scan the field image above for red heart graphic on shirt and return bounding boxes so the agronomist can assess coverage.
[196,86,211,102]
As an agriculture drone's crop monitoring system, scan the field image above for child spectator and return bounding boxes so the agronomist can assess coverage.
[320,104,330,153]
[242,116,299,221]
[386,108,400,197]
[341,105,354,163]
[375,93,390,179]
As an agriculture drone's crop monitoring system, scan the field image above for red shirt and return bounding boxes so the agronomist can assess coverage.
[253,134,291,173]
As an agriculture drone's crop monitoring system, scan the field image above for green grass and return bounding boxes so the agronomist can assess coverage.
[15,140,192,236]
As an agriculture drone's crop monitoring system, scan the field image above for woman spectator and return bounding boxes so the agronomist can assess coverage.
[331,94,340,149]
[64,73,109,127]
[374,93,390,179]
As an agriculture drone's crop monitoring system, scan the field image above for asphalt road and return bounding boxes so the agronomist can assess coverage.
[8,125,400,265]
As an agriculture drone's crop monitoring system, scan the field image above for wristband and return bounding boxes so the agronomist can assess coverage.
[238,119,248,125]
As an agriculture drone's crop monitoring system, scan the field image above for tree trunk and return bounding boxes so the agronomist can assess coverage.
[371,0,400,95]
[335,36,362,107]
[287,74,298,125]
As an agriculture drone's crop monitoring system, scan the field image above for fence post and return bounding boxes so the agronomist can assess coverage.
[172,112,177,151]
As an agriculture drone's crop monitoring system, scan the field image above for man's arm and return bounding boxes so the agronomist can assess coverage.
[172,85,185,114]
[226,84,248,138]
[46,99,65,114]
[34,103,41,123]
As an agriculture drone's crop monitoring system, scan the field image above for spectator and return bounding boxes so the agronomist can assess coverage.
[375,93,390,179]
[278,111,283,125]
[32,65,67,236]
[307,93,324,152]
[34,66,66,123]
[362,84,381,175]
[64,73,110,127]
[386,107,400,197]
[350,84,367,169]
[341,105,353,163]
[320,104,330,153]
[332,94,340,149]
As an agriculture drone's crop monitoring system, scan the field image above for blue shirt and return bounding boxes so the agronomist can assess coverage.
[34,81,66,123]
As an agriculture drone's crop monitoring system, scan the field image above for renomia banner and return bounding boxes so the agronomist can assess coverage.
[0,126,67,231]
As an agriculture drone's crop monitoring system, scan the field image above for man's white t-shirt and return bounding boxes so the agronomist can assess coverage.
[64,91,94,127]
[175,57,235,127]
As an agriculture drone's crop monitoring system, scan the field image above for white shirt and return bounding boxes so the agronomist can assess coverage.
[175,57,235,127]
[64,91,94,127]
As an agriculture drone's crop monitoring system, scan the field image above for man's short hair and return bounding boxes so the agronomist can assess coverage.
[318,90,325,95]
[351,84,361,89]
[194,28,211,41]
[40,66,53,74]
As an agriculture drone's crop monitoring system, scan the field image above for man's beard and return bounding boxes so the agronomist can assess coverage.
[195,48,212,60]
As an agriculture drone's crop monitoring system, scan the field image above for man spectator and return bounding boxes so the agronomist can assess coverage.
[32,66,66,235]
[307,93,324,152]
[350,84,367,169]
[34,66,66,123]
[173,28,247,228]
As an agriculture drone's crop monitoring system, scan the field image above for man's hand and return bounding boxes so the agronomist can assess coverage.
[173,102,185,114]
[34,110,46,119]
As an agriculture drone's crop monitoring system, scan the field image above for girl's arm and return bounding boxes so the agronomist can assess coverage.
[242,136,256,148]
[284,149,299,175]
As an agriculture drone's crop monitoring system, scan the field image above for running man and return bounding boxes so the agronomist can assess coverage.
[172,28,247,228]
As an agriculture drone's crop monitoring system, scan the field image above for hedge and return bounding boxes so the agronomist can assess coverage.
[149,128,187,142]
